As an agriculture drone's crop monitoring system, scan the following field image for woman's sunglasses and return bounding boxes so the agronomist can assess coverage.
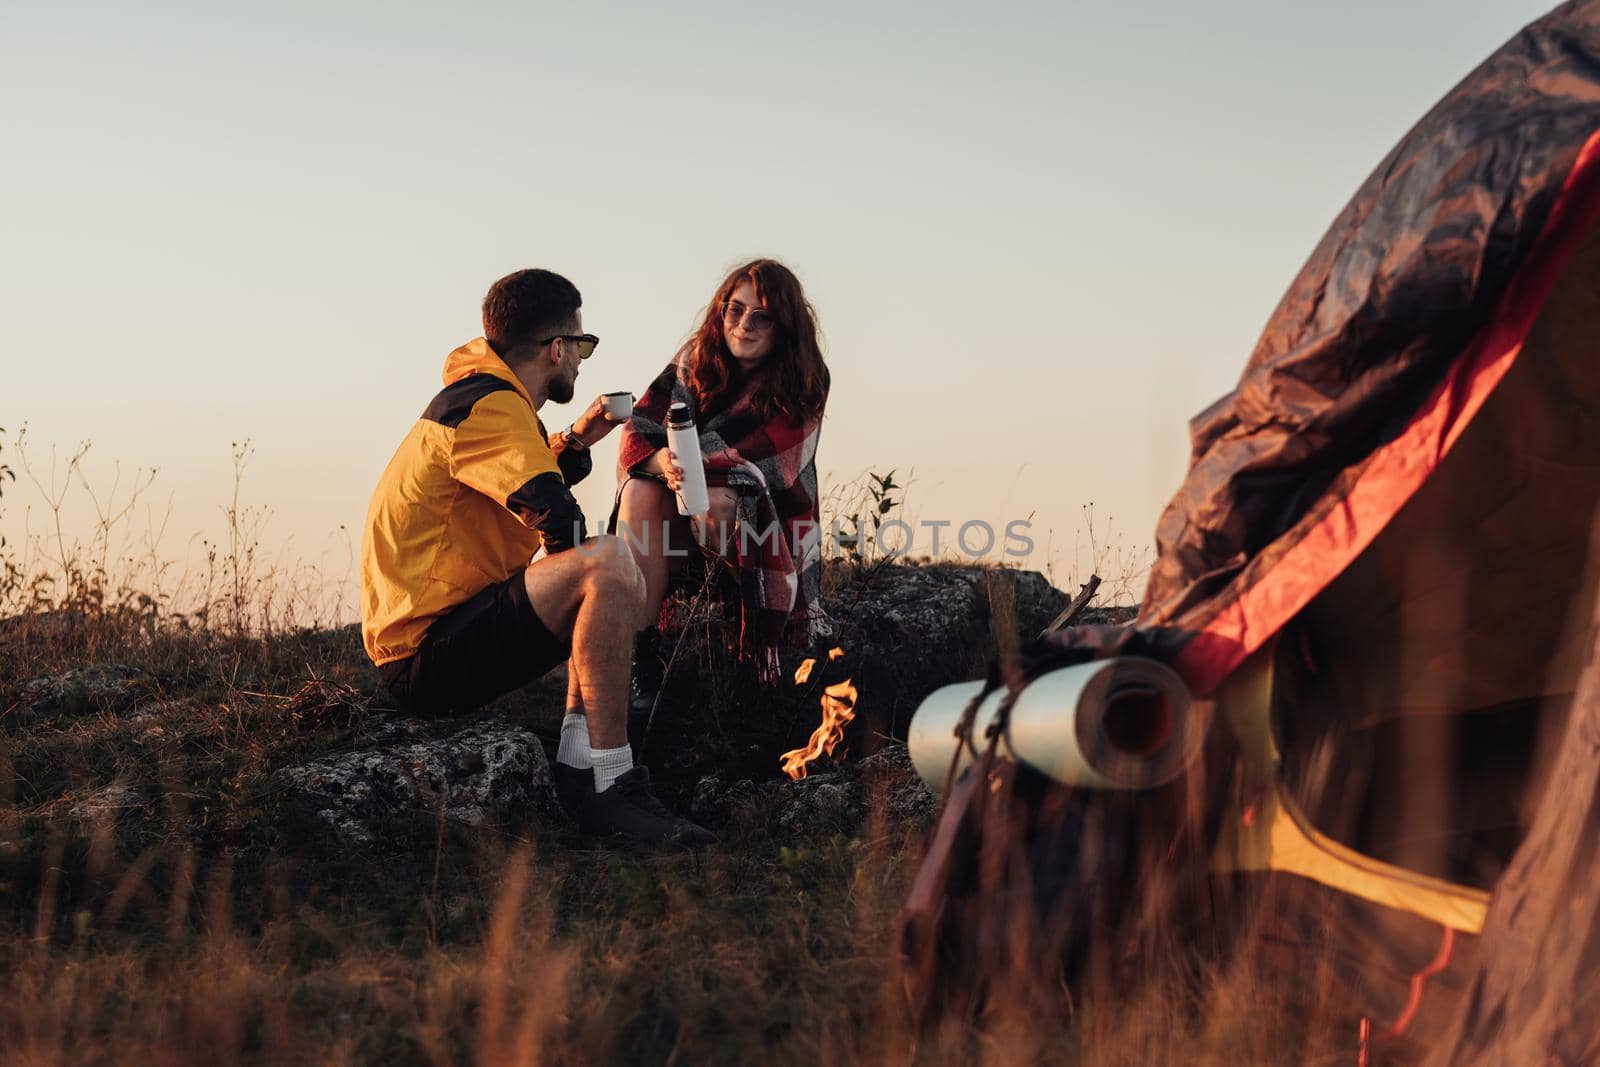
[721,301,776,334]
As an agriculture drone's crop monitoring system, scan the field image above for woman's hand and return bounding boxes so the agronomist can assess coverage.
[652,448,686,492]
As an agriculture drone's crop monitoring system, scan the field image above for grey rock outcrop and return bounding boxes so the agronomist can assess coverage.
[68,783,149,821]
[494,565,1093,753]
[279,720,558,846]
[20,663,161,719]
[281,564,1092,846]
[768,565,1079,753]
[827,565,1066,651]
[689,744,937,836]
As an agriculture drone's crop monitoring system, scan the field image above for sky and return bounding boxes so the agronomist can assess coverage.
[0,0,1562,615]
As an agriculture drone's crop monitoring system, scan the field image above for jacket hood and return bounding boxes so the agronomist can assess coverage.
[441,337,534,407]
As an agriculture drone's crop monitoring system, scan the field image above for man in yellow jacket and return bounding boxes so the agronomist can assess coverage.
[361,268,714,849]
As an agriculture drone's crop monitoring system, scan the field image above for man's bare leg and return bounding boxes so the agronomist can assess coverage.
[522,534,715,847]
[522,534,642,749]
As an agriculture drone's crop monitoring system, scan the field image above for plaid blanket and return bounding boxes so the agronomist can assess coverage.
[614,354,830,681]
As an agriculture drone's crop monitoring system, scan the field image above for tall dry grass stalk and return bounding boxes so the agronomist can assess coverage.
[0,429,355,661]
[0,431,1427,1064]
[0,834,591,1066]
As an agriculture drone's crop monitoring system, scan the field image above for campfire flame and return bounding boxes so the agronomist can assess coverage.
[781,647,858,781]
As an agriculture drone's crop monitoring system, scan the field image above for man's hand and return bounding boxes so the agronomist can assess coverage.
[571,393,632,445]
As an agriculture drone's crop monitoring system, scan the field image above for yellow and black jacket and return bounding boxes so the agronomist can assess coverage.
[360,338,589,666]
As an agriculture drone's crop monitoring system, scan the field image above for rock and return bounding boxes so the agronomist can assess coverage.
[857,744,940,825]
[0,610,91,645]
[361,716,435,744]
[784,564,1070,756]
[689,744,938,836]
[777,770,866,834]
[132,724,167,745]
[279,720,558,846]
[68,783,148,821]
[640,564,1090,785]
[1079,604,1139,627]
[20,663,161,719]
[690,775,757,826]
[308,565,1092,843]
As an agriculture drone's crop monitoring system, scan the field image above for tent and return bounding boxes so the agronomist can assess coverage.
[900,0,1600,1040]
[1041,0,1600,898]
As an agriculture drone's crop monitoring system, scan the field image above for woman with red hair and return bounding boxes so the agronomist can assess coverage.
[612,258,831,731]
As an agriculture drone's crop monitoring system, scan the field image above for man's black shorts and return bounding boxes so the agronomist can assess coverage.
[377,570,569,716]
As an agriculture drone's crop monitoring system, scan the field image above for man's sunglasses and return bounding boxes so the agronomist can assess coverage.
[721,301,776,334]
[542,333,600,360]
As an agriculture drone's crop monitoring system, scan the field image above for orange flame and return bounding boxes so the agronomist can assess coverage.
[781,646,858,780]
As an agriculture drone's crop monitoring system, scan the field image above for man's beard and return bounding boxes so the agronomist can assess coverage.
[548,371,576,405]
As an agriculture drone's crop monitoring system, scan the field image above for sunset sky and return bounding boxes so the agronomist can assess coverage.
[2,0,1558,614]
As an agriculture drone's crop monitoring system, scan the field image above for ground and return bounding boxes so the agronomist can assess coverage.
[0,562,1397,1065]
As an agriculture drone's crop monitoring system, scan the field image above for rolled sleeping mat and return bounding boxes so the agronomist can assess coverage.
[908,657,1208,795]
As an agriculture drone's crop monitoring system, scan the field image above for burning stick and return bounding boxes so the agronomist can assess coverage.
[780,647,858,780]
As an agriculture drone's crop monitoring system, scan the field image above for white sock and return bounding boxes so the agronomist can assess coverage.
[557,712,591,769]
[591,744,634,793]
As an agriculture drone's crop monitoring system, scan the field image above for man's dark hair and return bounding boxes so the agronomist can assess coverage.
[481,269,582,354]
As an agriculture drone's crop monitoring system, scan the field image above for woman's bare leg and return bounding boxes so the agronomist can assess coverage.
[693,487,740,556]
[617,476,692,630]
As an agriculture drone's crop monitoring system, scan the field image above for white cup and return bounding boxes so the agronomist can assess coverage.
[602,392,634,419]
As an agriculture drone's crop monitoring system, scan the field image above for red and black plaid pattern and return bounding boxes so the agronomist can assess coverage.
[616,357,829,681]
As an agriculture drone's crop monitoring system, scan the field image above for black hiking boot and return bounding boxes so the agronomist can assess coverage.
[628,626,667,748]
[552,761,594,819]
[578,767,718,850]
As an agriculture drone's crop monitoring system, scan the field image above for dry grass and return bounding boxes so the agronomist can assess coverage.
[0,617,1387,1065]
[0,435,926,1064]
[0,666,929,1064]
[0,433,1416,1065]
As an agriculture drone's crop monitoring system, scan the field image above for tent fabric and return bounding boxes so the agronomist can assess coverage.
[1285,220,1600,726]
[1043,0,1600,697]
[1268,224,1600,883]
